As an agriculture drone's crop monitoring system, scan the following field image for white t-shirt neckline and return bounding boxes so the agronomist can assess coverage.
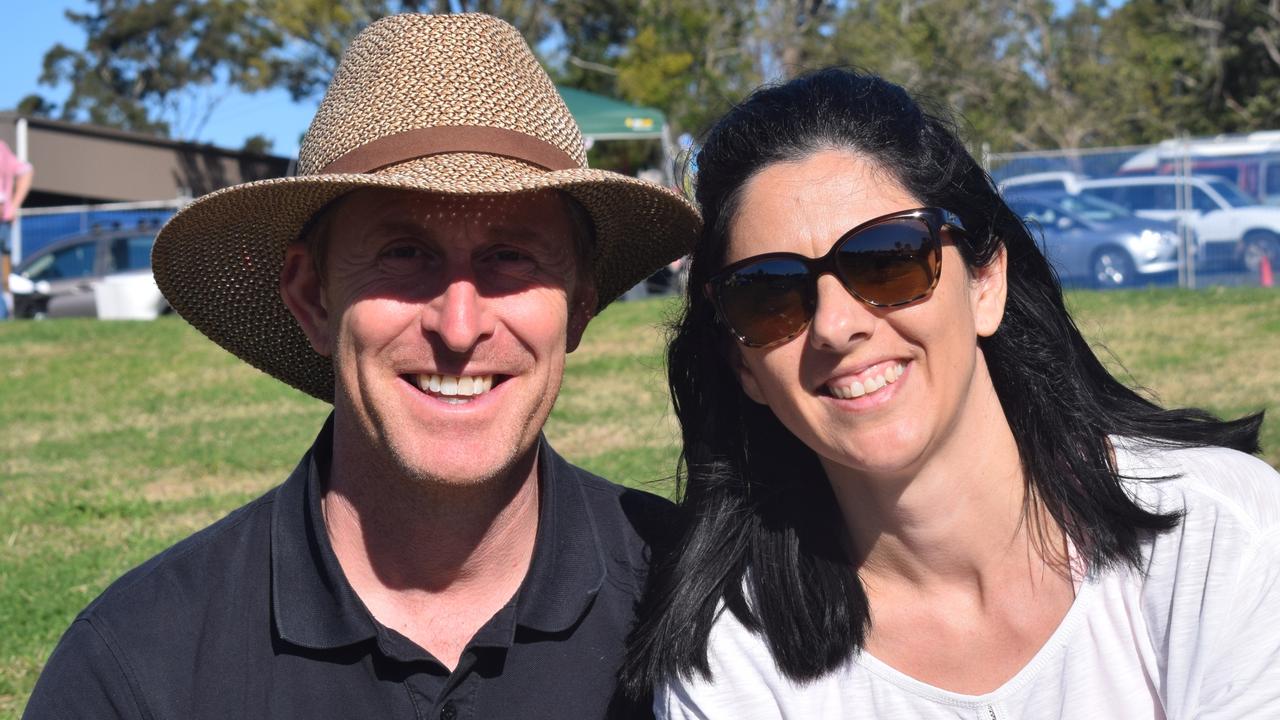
[856,574,1098,706]
[857,537,1094,705]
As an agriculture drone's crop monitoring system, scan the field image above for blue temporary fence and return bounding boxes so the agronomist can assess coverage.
[14,200,185,262]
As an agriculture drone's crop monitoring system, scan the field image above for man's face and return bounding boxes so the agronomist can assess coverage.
[285,188,594,488]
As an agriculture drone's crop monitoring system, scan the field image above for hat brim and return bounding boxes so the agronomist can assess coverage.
[152,154,700,402]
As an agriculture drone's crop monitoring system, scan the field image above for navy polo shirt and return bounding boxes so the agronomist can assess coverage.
[24,417,673,719]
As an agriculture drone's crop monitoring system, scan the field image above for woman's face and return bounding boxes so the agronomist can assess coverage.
[725,150,1007,483]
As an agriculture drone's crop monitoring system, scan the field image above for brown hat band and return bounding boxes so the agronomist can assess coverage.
[319,125,581,175]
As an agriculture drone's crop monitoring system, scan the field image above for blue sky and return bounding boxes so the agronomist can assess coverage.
[0,1,315,157]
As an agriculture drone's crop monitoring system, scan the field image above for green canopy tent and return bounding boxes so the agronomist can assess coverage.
[555,86,674,183]
[556,86,665,140]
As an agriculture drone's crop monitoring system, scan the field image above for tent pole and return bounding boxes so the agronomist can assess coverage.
[661,123,678,188]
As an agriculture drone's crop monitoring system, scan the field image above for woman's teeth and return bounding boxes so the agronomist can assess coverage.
[414,374,495,399]
[828,363,904,399]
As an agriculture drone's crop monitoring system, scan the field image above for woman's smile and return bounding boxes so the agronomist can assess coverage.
[822,359,907,400]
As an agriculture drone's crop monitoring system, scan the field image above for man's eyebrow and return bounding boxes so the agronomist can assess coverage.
[486,225,554,243]
[368,219,430,238]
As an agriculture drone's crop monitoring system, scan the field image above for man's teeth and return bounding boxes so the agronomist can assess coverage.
[828,363,905,399]
[415,374,494,397]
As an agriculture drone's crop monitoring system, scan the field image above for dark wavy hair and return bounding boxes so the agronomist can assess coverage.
[621,67,1263,696]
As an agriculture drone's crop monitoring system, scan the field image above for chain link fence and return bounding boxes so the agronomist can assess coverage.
[10,138,1280,295]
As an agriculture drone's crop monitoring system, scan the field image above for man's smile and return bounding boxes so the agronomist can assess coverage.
[405,373,509,404]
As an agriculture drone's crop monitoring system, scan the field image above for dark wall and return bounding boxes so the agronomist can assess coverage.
[1,114,292,204]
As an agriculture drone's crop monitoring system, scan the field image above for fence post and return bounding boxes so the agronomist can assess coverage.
[13,117,28,266]
[1177,134,1195,290]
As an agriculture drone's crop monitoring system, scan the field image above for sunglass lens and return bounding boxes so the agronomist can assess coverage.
[716,258,812,346]
[835,218,937,305]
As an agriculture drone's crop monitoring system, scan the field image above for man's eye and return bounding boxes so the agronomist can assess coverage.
[378,244,433,274]
[384,245,423,259]
[482,247,541,273]
[492,249,532,264]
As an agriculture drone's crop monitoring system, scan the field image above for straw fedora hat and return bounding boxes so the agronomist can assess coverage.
[153,12,700,402]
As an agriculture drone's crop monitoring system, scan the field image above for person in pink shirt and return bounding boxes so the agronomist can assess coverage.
[1,139,35,319]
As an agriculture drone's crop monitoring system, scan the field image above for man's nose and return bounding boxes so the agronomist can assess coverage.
[428,275,495,352]
[808,273,875,351]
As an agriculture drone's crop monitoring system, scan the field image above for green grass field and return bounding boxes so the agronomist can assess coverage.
[2,289,1278,716]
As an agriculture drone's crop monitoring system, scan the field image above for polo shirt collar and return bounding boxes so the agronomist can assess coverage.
[515,437,608,632]
[271,414,377,649]
[271,417,608,650]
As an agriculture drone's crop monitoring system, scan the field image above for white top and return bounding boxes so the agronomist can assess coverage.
[657,441,1280,720]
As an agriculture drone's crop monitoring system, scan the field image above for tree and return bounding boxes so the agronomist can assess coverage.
[241,134,276,154]
[257,0,551,101]
[1008,0,1127,151]
[613,1,759,137]
[1255,0,1280,71]
[38,0,281,137]
[546,1,759,173]
[36,0,1280,157]
[37,0,570,146]
[828,0,1031,152]
[16,94,58,119]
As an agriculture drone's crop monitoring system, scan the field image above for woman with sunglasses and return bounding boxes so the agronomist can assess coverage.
[622,68,1278,718]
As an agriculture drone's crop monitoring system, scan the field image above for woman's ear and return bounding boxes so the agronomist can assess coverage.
[733,345,769,405]
[972,244,1009,338]
[280,244,333,357]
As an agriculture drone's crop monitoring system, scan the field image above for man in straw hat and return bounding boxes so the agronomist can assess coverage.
[24,13,697,720]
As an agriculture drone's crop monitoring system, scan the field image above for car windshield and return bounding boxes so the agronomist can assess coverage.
[1206,178,1259,208]
[1053,194,1132,222]
[19,253,56,280]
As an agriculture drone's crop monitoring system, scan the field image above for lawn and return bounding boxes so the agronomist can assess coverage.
[2,288,1278,716]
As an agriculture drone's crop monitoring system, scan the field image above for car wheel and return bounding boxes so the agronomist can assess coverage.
[17,298,48,319]
[1092,247,1137,288]
[1242,231,1280,273]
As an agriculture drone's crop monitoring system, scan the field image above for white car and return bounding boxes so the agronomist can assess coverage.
[998,171,1089,195]
[9,226,169,320]
[1077,175,1280,271]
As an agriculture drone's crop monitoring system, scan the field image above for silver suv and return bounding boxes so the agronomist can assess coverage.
[1078,175,1280,271]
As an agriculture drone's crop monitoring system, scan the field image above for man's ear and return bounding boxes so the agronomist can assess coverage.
[972,244,1009,338]
[280,244,333,357]
[566,283,597,353]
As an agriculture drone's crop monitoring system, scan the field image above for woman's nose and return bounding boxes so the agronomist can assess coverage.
[807,273,875,351]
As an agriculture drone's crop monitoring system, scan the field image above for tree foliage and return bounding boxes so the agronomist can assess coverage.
[27,0,1280,154]
[36,0,280,137]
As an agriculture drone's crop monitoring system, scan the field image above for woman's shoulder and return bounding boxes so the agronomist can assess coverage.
[1112,438,1280,538]
[1107,439,1280,714]
[656,604,848,719]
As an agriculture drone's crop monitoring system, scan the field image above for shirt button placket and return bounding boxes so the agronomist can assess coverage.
[439,700,457,720]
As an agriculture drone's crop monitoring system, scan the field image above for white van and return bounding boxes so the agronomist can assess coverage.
[1118,132,1280,205]
[1077,175,1280,271]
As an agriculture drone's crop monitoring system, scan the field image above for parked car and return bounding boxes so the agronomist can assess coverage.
[1007,192,1181,288]
[8,225,168,319]
[998,171,1088,195]
[1077,175,1280,271]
